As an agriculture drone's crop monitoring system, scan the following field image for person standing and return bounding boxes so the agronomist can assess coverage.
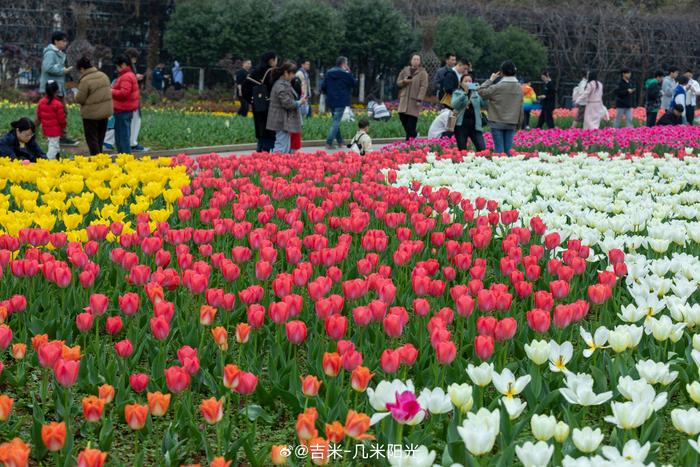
[152,63,166,95]
[35,81,65,159]
[321,56,357,149]
[111,55,139,154]
[536,70,556,129]
[644,71,664,127]
[236,59,252,117]
[266,62,304,154]
[396,54,428,140]
[295,58,313,120]
[478,61,523,154]
[576,71,605,130]
[74,56,112,155]
[521,78,539,130]
[614,68,636,128]
[242,52,278,152]
[440,58,470,108]
[172,60,184,90]
[434,53,456,102]
[40,31,77,145]
[661,67,679,111]
[683,69,700,125]
[671,75,689,123]
[126,50,147,152]
[571,71,588,128]
[451,74,486,151]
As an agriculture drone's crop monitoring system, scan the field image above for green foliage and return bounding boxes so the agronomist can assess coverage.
[162,0,223,66]
[274,0,343,64]
[485,26,548,79]
[218,0,276,62]
[433,16,496,66]
[342,0,414,71]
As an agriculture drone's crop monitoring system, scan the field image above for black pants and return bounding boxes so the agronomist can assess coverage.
[522,110,531,129]
[455,122,486,151]
[646,110,657,127]
[686,105,695,125]
[399,113,418,140]
[537,106,555,129]
[253,111,275,152]
[83,118,108,155]
[238,99,249,117]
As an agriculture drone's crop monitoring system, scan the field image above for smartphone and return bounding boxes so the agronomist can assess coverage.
[468,83,478,91]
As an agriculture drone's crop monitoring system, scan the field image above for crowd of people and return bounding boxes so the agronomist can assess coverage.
[2,32,700,162]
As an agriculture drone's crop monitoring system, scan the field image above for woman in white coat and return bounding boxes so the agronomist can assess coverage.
[577,71,606,129]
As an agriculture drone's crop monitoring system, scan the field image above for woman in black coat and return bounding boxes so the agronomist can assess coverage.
[241,52,278,152]
[0,118,47,162]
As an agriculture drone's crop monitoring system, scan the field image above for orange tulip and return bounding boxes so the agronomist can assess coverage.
[41,421,67,452]
[31,333,48,351]
[200,305,217,326]
[210,457,232,467]
[0,437,30,467]
[296,408,318,442]
[11,343,26,360]
[350,366,374,392]
[82,395,105,422]
[0,395,13,421]
[145,283,164,304]
[307,437,330,466]
[344,410,374,440]
[300,375,322,397]
[147,391,171,417]
[223,364,240,389]
[76,447,108,467]
[124,403,148,430]
[322,352,341,377]
[200,397,224,424]
[324,421,344,443]
[235,322,251,343]
[98,384,115,404]
[0,306,7,324]
[271,444,289,464]
[62,344,81,361]
[211,326,228,350]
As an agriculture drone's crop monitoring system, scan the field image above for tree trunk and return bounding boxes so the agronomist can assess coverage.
[145,0,165,89]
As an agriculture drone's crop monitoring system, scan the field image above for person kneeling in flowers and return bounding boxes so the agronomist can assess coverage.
[0,117,47,162]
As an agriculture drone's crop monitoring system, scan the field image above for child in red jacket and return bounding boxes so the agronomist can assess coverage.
[36,81,66,159]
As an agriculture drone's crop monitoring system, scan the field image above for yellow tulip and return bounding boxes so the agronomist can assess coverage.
[63,213,82,230]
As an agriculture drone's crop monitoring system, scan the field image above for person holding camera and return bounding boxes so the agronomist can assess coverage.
[451,74,486,151]
[396,53,429,140]
[478,61,524,154]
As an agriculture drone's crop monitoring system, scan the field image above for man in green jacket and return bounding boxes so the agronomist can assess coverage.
[40,31,78,145]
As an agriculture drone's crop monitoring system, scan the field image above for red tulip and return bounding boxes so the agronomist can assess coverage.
[352,306,373,326]
[588,284,612,305]
[177,346,200,375]
[436,341,457,364]
[609,248,625,265]
[549,280,570,300]
[527,308,551,333]
[494,318,517,341]
[255,260,273,280]
[477,289,495,312]
[268,302,289,324]
[150,316,170,340]
[514,281,533,298]
[340,350,363,371]
[233,371,258,395]
[285,320,307,344]
[164,366,190,393]
[324,315,347,341]
[474,335,495,360]
[38,340,63,369]
[53,358,80,387]
[383,313,404,338]
[553,304,574,328]
[75,312,94,333]
[114,339,133,358]
[614,262,628,277]
[322,352,342,377]
[105,316,123,335]
[476,316,498,337]
[247,304,265,328]
[534,291,554,311]
[380,349,401,373]
[129,373,149,393]
[398,343,418,365]
[544,232,560,249]
[89,294,109,316]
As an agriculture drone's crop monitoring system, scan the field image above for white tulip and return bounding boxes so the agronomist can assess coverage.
[492,368,531,398]
[466,362,493,387]
[687,381,700,404]
[501,396,527,420]
[447,383,473,413]
[671,407,700,435]
[549,341,573,373]
[530,413,557,441]
[417,387,452,415]
[600,439,651,464]
[387,445,436,467]
[525,339,551,365]
[649,315,685,342]
[457,408,500,456]
[689,436,700,455]
[694,334,700,352]
[604,400,653,429]
[635,359,678,385]
[515,441,554,467]
[580,326,608,358]
[367,379,415,411]
[572,426,604,453]
[562,455,610,467]
[554,420,570,443]
[559,372,612,406]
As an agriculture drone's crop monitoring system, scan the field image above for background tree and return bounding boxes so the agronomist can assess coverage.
[218,0,276,63]
[342,0,414,73]
[163,0,222,66]
[433,16,495,67]
[274,0,343,65]
[484,26,548,79]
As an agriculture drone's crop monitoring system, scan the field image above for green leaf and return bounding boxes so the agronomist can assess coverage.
[241,404,272,422]
[99,416,115,451]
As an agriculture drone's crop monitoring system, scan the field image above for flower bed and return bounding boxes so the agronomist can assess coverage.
[0,148,697,466]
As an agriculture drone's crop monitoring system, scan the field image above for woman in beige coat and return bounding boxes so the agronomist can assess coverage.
[396,54,428,140]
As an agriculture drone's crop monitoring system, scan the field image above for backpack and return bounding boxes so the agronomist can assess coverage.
[247,68,273,113]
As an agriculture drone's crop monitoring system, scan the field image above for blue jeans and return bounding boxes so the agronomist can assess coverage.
[491,129,516,154]
[614,108,633,128]
[273,131,291,153]
[114,111,133,154]
[326,107,345,146]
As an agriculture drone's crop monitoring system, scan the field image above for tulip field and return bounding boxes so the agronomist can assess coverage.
[1,132,700,467]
